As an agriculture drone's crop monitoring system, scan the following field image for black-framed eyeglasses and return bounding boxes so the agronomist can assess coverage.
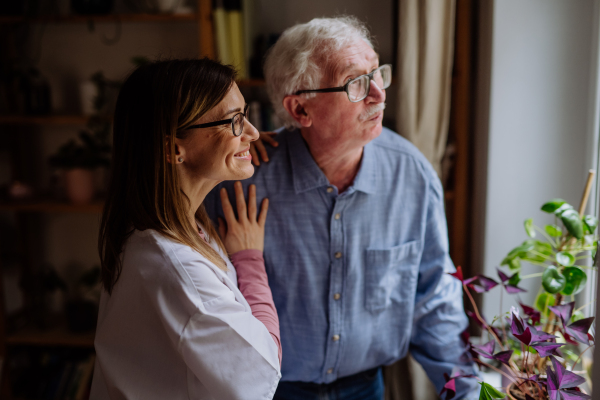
[294,64,392,103]
[185,103,249,137]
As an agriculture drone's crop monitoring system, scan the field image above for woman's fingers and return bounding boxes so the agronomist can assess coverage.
[261,131,279,147]
[248,185,257,222]
[234,181,247,220]
[220,188,236,225]
[258,198,269,226]
[217,217,226,239]
[250,142,260,166]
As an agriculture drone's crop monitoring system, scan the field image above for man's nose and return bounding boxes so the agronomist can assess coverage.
[366,80,386,103]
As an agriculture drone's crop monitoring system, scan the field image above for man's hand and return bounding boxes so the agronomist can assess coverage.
[218,182,268,253]
[250,131,279,166]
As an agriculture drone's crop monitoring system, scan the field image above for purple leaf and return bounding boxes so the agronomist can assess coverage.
[478,276,500,292]
[520,303,541,325]
[550,355,586,389]
[497,268,510,283]
[439,375,456,400]
[566,317,595,345]
[547,365,559,391]
[511,311,526,335]
[471,341,495,359]
[530,341,565,357]
[548,302,575,326]
[528,323,556,342]
[449,266,464,282]
[505,284,527,294]
[463,276,478,285]
[560,389,592,400]
[492,350,513,366]
[514,327,533,346]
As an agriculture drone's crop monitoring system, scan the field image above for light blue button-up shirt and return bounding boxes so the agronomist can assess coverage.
[205,127,478,397]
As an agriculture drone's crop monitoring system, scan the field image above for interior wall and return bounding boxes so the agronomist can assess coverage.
[476,0,598,319]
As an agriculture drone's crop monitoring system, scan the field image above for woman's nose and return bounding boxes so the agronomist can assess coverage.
[243,120,260,142]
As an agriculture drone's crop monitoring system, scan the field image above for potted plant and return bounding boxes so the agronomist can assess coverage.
[49,129,110,204]
[440,174,597,400]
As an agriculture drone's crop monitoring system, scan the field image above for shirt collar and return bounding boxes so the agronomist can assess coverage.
[287,129,378,195]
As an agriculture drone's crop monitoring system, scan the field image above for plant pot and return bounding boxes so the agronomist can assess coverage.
[506,382,547,400]
[64,168,95,204]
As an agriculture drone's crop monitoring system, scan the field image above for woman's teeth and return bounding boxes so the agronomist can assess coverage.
[235,150,250,157]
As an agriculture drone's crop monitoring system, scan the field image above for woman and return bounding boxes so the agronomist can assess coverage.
[90,59,281,399]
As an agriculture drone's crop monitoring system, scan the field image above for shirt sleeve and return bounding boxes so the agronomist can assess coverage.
[230,249,282,366]
[408,178,480,399]
[140,236,281,400]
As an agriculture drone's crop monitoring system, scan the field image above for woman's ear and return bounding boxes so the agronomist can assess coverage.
[282,96,312,128]
[165,137,184,164]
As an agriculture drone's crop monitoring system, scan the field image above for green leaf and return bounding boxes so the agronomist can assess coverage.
[479,382,506,400]
[542,266,567,294]
[535,292,556,315]
[541,199,567,213]
[554,203,575,216]
[545,224,563,237]
[560,266,587,296]
[583,215,598,234]
[555,251,575,266]
[560,209,584,239]
[524,218,536,238]
[571,310,585,323]
[593,240,598,260]
[507,258,521,270]
[508,272,521,286]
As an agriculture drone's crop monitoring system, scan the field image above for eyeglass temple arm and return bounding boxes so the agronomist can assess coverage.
[185,119,230,130]
[294,87,347,95]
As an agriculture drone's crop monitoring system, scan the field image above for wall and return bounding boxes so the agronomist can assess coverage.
[474,0,599,320]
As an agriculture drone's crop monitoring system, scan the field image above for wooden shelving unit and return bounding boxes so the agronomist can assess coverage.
[0,1,215,398]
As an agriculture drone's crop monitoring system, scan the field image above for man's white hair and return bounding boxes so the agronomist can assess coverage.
[263,16,374,129]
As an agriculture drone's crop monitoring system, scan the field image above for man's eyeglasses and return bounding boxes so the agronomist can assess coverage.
[294,64,392,103]
[185,103,249,137]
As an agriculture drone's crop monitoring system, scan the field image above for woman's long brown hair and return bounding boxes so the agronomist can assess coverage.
[99,58,234,294]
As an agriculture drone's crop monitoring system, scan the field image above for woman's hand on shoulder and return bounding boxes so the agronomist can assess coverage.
[218,181,268,253]
[249,131,278,166]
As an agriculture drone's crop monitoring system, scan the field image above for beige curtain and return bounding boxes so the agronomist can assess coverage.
[395,0,456,177]
[385,1,456,400]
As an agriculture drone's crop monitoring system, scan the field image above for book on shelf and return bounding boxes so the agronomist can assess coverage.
[213,0,248,79]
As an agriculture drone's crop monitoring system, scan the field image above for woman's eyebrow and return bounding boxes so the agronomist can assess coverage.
[219,106,242,119]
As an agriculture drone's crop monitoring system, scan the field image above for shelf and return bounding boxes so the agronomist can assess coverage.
[5,326,94,347]
[237,79,266,87]
[0,115,92,125]
[0,13,199,24]
[0,201,104,213]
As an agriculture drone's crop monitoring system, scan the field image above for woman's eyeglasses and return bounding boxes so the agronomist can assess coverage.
[185,103,249,137]
[294,64,392,103]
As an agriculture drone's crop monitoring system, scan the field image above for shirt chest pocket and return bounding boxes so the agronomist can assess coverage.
[364,241,421,313]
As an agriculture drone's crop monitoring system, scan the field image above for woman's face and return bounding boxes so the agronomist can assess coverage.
[175,84,259,186]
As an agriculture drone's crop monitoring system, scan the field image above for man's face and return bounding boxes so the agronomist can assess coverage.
[302,39,386,148]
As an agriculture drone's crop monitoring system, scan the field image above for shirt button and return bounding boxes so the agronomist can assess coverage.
[334,213,341,220]
[334,252,342,259]
[327,368,333,374]
[333,293,341,300]
[332,334,340,342]
[327,187,334,193]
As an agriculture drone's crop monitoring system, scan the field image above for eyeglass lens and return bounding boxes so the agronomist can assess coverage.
[232,107,248,137]
[347,65,391,102]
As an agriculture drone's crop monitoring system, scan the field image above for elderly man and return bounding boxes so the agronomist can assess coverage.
[205,16,478,400]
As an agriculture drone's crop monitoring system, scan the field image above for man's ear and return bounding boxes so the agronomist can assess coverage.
[282,96,312,128]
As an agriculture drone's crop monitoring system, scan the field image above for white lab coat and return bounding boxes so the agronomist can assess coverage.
[89,228,281,400]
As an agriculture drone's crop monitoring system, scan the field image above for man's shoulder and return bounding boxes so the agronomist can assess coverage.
[371,127,438,181]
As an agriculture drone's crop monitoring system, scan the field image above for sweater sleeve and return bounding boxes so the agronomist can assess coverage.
[230,249,282,366]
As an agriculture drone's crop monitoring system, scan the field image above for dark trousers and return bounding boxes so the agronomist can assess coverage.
[273,368,384,400]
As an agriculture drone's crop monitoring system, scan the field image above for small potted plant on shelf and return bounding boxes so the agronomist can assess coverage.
[49,129,110,204]
[440,173,597,400]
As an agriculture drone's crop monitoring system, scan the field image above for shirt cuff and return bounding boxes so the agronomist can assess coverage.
[230,249,264,264]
